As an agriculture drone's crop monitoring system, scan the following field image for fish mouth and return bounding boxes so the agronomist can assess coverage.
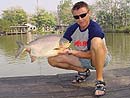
[53,47,60,50]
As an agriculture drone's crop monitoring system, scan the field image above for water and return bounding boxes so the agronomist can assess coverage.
[0,33,130,78]
[0,34,74,78]
[105,33,130,69]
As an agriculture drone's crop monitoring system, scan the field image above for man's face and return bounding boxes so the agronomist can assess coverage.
[72,7,90,30]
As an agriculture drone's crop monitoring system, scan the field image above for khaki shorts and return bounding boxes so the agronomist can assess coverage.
[79,52,112,70]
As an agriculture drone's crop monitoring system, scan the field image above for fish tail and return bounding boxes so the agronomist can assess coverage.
[15,41,26,58]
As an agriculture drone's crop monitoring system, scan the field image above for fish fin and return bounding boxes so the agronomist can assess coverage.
[15,41,25,58]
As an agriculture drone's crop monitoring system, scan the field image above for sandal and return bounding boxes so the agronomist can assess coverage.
[95,80,106,96]
[72,69,91,83]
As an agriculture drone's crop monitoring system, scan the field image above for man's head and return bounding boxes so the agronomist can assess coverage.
[72,1,90,30]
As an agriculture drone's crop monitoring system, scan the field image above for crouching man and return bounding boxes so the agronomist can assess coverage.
[48,1,111,96]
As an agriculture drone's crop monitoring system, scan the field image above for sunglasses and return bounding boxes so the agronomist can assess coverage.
[73,13,88,20]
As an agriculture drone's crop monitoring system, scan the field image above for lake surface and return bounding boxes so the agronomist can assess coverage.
[0,33,130,78]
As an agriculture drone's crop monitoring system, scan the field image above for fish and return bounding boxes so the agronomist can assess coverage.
[15,34,70,62]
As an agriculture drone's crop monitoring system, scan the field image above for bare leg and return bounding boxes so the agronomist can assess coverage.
[48,54,86,72]
[90,37,107,96]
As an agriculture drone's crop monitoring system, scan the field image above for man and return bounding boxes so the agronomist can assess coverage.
[48,1,111,96]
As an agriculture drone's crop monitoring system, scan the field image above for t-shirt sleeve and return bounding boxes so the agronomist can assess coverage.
[87,21,105,50]
[89,23,104,39]
[62,23,78,42]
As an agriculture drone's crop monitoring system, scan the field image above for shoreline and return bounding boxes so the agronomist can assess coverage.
[0,67,129,98]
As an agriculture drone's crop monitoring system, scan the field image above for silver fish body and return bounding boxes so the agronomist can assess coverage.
[15,34,63,62]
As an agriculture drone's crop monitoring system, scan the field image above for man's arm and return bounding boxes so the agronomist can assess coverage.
[69,50,91,59]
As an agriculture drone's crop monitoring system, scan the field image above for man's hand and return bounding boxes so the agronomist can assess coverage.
[57,48,70,55]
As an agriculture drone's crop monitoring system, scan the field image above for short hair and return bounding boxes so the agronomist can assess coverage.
[71,1,89,12]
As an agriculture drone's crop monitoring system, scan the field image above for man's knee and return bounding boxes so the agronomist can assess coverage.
[91,37,105,50]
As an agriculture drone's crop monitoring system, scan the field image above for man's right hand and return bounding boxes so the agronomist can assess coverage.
[57,48,70,55]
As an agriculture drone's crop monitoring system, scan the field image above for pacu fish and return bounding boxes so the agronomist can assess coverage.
[15,34,70,62]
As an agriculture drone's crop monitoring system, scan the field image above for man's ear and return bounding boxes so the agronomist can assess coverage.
[88,10,92,16]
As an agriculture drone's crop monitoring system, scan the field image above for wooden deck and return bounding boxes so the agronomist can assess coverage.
[0,67,130,98]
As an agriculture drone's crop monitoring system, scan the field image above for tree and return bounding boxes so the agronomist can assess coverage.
[2,7,27,26]
[31,9,56,32]
[57,0,73,25]
[0,19,11,32]
[0,7,27,32]
[94,0,130,32]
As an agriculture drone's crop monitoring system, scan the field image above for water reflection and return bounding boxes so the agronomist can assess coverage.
[105,33,130,69]
[0,33,130,77]
[0,35,27,64]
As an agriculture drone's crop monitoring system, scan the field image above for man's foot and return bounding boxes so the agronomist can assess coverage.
[95,80,106,96]
[72,69,91,83]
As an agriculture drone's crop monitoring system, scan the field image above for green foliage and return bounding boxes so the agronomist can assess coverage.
[31,9,56,31]
[0,19,11,32]
[94,0,130,32]
[0,7,56,33]
[2,7,27,25]
[0,7,27,32]
[57,0,74,25]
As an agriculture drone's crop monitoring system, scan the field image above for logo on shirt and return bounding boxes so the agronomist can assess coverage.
[74,40,87,47]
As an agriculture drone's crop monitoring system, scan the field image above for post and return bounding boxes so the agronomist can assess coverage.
[26,32,32,44]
